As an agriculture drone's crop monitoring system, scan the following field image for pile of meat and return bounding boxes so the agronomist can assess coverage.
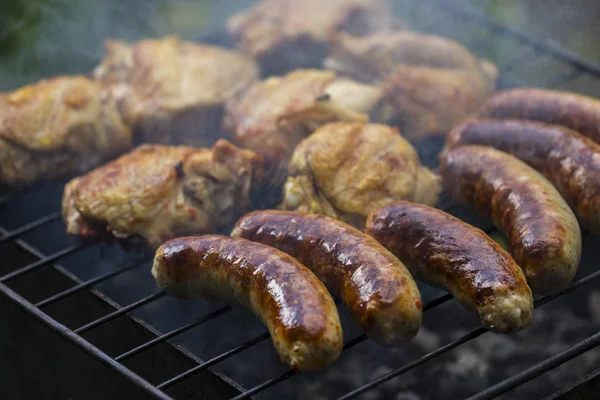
[3,0,600,373]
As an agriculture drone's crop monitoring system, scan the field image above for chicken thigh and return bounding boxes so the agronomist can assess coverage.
[227,0,403,75]
[324,31,498,138]
[0,76,132,185]
[224,69,381,180]
[281,122,440,228]
[94,36,259,146]
[63,140,263,248]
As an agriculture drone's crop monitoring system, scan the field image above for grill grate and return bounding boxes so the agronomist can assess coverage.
[2,1,600,399]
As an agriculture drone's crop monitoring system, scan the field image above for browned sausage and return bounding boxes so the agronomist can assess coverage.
[365,201,533,333]
[445,119,600,234]
[480,88,600,144]
[439,146,582,295]
[152,235,343,370]
[231,210,422,347]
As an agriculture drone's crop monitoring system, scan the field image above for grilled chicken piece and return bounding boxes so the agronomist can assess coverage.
[227,0,403,76]
[0,76,132,186]
[325,31,498,139]
[94,36,259,146]
[62,140,263,248]
[224,69,380,179]
[325,31,494,80]
[380,66,494,139]
[281,122,440,228]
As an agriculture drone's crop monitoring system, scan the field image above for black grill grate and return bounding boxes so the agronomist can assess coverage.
[2,1,600,399]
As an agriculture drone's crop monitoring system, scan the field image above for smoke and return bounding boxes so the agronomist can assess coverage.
[0,0,162,90]
[3,0,600,399]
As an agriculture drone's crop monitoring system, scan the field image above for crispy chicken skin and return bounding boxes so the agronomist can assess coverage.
[223,69,374,177]
[324,31,498,139]
[281,122,440,228]
[62,140,263,248]
[0,76,132,185]
[227,0,403,75]
[94,36,259,146]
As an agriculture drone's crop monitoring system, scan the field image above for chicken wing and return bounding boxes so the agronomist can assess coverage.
[94,36,259,146]
[324,31,498,139]
[281,122,440,228]
[223,69,380,179]
[227,0,403,75]
[0,76,132,185]
[62,140,263,248]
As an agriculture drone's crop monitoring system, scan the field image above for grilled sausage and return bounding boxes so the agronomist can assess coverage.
[439,146,582,295]
[231,210,422,347]
[480,88,600,144]
[366,201,533,333]
[152,235,343,370]
[445,119,600,234]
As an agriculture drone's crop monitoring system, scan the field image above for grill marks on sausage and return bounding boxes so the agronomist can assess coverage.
[480,88,600,144]
[232,210,422,346]
[445,119,600,234]
[154,235,342,370]
[439,146,581,295]
[365,201,533,333]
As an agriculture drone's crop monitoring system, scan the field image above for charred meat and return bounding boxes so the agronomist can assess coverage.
[325,31,498,138]
[223,69,378,178]
[62,140,263,248]
[0,76,132,185]
[281,122,440,228]
[227,0,403,75]
[94,36,259,146]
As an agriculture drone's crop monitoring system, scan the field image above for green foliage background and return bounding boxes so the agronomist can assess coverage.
[0,0,597,90]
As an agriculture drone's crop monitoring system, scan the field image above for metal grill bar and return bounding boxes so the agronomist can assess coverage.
[436,0,600,77]
[2,2,600,400]
[423,293,453,311]
[467,31,498,53]
[157,332,272,390]
[35,256,152,308]
[0,243,87,282]
[0,281,174,400]
[502,49,539,73]
[467,331,600,400]
[545,365,600,400]
[334,269,600,400]
[542,69,583,89]
[230,370,296,400]
[499,74,526,88]
[231,270,600,400]
[74,291,166,334]
[0,212,61,245]
[337,329,488,400]
[158,294,456,394]
[115,306,233,361]
[229,294,455,400]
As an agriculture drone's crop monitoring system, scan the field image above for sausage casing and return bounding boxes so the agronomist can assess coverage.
[152,235,343,370]
[439,146,582,295]
[366,201,533,333]
[480,88,600,144]
[231,210,422,347]
[446,119,600,234]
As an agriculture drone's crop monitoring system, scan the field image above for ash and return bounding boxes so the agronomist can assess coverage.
[270,291,600,400]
